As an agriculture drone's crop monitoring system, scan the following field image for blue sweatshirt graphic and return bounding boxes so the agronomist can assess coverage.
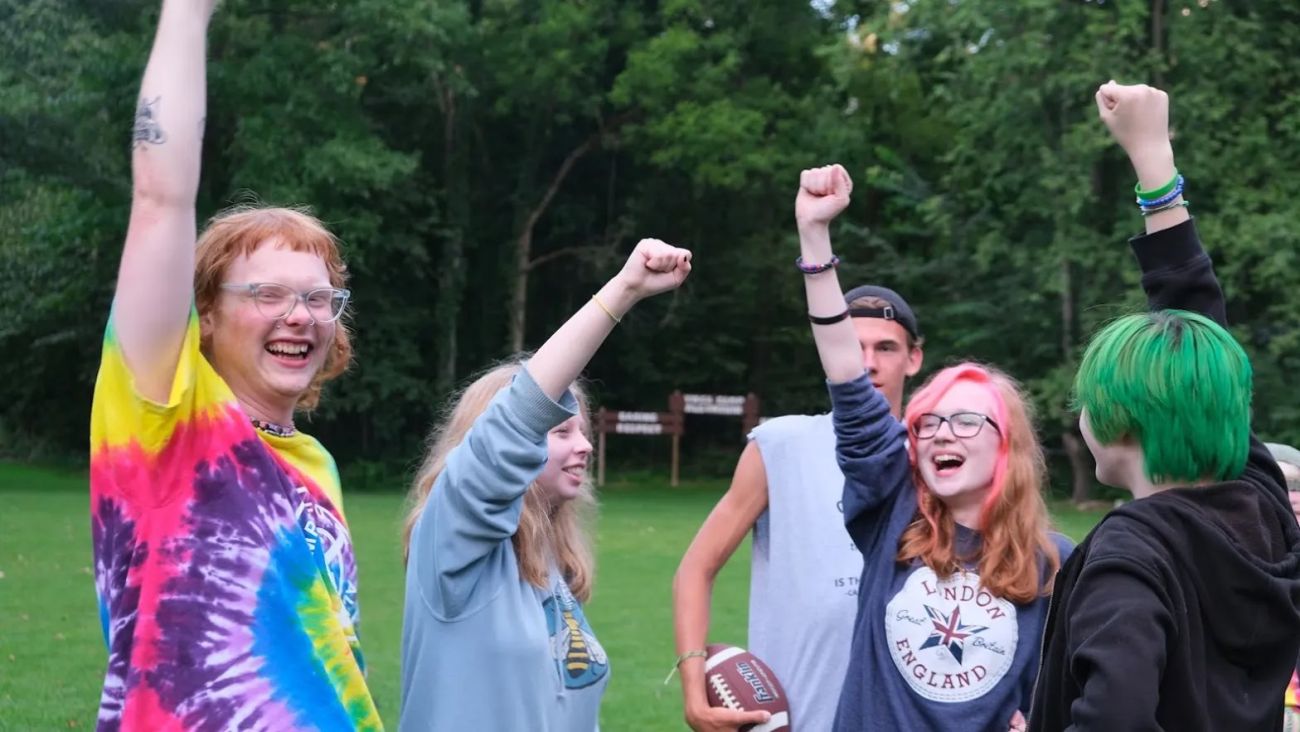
[828,375,1072,731]
[400,368,609,731]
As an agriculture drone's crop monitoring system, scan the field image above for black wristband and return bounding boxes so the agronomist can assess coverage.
[808,310,850,325]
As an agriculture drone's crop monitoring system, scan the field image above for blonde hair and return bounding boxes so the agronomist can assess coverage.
[897,363,1061,604]
[194,205,353,410]
[402,360,597,601]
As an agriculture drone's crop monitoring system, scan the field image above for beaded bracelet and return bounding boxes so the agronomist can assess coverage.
[796,255,840,274]
[1140,199,1189,217]
[1135,175,1184,209]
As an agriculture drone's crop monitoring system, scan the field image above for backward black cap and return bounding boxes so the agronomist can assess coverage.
[843,284,922,341]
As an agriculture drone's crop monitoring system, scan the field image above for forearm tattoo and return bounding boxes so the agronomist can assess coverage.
[132,96,167,148]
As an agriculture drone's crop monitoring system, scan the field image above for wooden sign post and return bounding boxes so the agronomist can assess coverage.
[594,392,761,487]
[596,408,684,487]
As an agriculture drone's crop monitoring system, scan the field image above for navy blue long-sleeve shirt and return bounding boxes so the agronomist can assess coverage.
[829,376,1072,731]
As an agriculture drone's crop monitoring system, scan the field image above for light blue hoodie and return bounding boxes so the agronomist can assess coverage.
[400,368,610,731]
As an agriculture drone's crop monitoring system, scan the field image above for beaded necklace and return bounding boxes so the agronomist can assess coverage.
[250,417,297,438]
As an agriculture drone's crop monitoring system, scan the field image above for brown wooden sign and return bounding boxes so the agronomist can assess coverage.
[668,392,762,437]
[597,410,684,436]
[593,393,762,487]
[595,408,683,487]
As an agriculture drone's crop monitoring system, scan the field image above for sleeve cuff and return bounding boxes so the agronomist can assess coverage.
[509,364,579,436]
[1129,218,1202,273]
[827,373,893,423]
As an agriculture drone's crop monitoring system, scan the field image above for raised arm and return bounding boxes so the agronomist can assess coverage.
[796,164,863,385]
[795,165,912,538]
[1097,83,1285,489]
[416,239,693,613]
[1096,82,1188,237]
[527,239,691,399]
[1095,82,1226,325]
[114,0,215,402]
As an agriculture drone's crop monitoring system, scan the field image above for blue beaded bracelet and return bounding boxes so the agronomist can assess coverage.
[1140,199,1189,217]
[1136,175,1184,209]
[796,255,840,274]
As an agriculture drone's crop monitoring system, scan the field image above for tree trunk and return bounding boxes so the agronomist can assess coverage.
[506,134,598,352]
[435,234,464,393]
[1151,0,1165,82]
[1063,429,1096,505]
[433,78,467,393]
[1059,254,1093,502]
[507,227,533,352]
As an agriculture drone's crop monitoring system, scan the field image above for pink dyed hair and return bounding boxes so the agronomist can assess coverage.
[904,363,1011,528]
[896,362,1059,603]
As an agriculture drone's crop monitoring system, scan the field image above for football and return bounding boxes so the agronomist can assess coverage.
[704,644,792,732]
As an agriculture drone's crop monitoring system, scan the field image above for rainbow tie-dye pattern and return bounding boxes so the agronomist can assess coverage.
[1285,667,1300,731]
[89,314,382,731]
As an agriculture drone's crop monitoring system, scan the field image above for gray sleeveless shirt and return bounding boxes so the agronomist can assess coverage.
[749,413,864,732]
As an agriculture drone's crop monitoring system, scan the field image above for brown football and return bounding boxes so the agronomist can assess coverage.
[704,643,793,731]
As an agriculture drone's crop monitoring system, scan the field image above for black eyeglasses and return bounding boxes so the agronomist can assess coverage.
[912,412,1000,439]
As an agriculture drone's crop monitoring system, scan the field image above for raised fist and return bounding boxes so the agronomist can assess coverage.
[795,164,853,228]
[614,238,693,301]
[1095,81,1171,159]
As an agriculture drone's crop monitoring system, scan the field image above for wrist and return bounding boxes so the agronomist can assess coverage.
[599,276,638,315]
[683,688,711,714]
[161,0,216,30]
[797,224,834,261]
[677,656,707,689]
[1126,144,1176,189]
[796,218,831,236]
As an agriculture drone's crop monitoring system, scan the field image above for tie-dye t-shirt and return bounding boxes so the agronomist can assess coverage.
[89,313,382,731]
[1285,667,1300,731]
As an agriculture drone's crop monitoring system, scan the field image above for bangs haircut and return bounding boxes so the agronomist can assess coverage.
[1074,309,1252,484]
[194,205,352,410]
[898,363,1060,603]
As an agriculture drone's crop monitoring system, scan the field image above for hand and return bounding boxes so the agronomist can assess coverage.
[795,164,853,228]
[1095,81,1174,170]
[1288,491,1300,526]
[613,238,692,301]
[684,700,772,732]
[1008,709,1027,732]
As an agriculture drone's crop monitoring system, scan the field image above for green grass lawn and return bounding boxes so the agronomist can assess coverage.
[0,462,1104,730]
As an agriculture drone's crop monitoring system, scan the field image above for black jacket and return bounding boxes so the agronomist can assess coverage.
[1028,219,1300,732]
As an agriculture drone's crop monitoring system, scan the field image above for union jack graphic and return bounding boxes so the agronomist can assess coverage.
[918,605,988,664]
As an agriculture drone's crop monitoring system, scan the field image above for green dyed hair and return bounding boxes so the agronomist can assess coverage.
[1074,309,1252,484]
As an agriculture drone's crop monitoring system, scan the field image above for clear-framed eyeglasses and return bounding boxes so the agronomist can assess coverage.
[220,282,351,324]
[912,412,1001,439]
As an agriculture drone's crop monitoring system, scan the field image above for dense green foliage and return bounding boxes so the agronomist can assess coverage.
[3,0,1297,495]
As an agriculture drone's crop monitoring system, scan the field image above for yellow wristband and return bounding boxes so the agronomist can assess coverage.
[592,294,621,324]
